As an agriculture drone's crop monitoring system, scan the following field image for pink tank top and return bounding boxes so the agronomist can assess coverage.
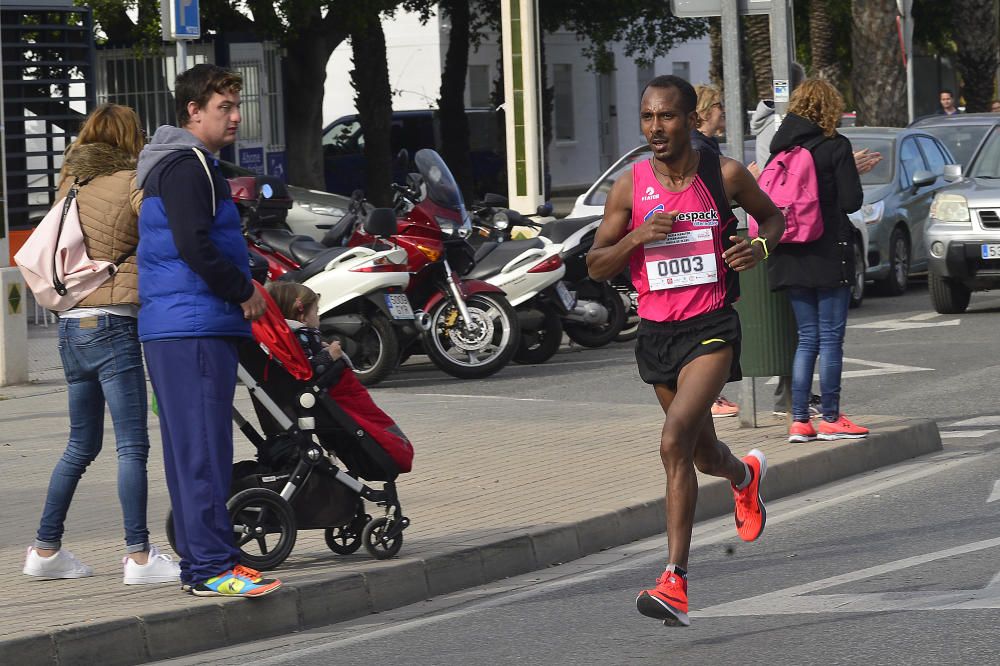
[629,158,737,322]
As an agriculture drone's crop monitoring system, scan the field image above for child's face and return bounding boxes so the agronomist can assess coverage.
[302,301,321,329]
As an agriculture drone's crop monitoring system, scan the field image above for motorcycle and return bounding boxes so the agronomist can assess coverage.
[473,197,627,349]
[344,149,520,380]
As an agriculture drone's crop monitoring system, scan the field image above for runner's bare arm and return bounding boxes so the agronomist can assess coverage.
[587,169,677,281]
[720,156,785,272]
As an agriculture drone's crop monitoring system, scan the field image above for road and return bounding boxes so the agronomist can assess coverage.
[153,278,1000,665]
[157,446,1000,666]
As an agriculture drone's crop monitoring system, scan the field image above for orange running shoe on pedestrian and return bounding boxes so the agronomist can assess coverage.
[636,568,689,627]
[732,449,767,542]
[818,415,869,440]
[711,395,739,418]
[788,420,817,443]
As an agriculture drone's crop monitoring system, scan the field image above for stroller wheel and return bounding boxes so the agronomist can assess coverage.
[324,525,363,555]
[362,516,404,560]
[228,488,297,570]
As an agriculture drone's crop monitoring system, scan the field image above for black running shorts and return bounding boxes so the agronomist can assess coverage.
[634,306,742,390]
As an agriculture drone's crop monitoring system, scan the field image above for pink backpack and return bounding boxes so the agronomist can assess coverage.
[749,137,826,243]
[14,179,127,311]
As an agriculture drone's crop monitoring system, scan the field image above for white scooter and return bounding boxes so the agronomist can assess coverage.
[468,207,575,365]
[284,208,425,386]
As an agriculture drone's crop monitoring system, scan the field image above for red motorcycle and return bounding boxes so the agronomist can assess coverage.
[344,149,520,380]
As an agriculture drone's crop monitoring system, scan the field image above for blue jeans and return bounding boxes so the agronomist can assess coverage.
[787,287,851,423]
[35,315,150,553]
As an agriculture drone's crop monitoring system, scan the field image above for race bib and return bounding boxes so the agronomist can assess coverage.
[644,229,718,290]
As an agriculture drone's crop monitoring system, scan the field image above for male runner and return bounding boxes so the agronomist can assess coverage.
[587,75,785,627]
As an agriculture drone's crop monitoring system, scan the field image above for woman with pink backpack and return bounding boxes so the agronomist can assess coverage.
[764,79,868,443]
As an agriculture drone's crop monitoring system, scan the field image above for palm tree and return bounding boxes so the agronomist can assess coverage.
[744,14,772,103]
[851,0,906,127]
[810,0,842,85]
[952,0,999,112]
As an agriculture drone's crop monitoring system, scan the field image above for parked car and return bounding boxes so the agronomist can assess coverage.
[218,161,350,241]
[322,108,505,198]
[570,140,870,306]
[839,127,956,296]
[921,116,1000,312]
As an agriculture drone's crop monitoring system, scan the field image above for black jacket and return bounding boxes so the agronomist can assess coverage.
[690,129,722,156]
[766,113,863,291]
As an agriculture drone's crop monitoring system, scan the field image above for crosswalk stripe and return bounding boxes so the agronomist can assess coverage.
[940,430,999,439]
[948,416,1000,427]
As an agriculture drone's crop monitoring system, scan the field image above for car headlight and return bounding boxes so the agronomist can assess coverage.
[930,193,970,223]
[852,200,884,226]
[297,201,344,217]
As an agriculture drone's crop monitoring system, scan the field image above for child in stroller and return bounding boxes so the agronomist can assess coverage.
[165,283,412,569]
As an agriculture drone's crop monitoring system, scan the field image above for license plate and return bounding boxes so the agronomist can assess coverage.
[385,293,415,320]
[555,281,576,310]
[981,244,1000,259]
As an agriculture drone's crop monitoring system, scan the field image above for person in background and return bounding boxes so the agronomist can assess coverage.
[938,89,961,116]
[23,104,181,586]
[991,99,1000,113]
[766,79,868,443]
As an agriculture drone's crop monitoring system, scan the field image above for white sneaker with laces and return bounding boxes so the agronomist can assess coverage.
[23,546,93,579]
[123,545,181,585]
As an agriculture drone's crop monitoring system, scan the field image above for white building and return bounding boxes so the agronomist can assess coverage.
[324,8,711,193]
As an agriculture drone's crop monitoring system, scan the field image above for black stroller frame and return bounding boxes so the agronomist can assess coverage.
[167,340,410,570]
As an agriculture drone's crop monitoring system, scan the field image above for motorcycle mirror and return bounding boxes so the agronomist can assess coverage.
[535,202,554,217]
[363,207,398,238]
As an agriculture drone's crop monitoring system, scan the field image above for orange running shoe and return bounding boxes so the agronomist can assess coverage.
[636,568,690,627]
[788,420,817,443]
[732,449,767,542]
[711,395,739,418]
[817,415,869,440]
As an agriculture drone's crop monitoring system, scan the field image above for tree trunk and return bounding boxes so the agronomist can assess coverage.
[284,37,337,190]
[851,1,906,127]
[953,0,999,113]
[708,17,722,91]
[810,0,842,84]
[745,14,772,104]
[350,10,394,207]
[438,0,474,202]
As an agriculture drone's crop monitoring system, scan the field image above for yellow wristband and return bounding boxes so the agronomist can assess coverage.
[751,236,769,260]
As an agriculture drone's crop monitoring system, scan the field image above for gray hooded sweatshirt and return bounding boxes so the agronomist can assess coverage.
[750,100,777,166]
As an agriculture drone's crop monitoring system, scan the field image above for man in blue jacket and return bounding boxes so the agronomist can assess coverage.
[137,64,279,597]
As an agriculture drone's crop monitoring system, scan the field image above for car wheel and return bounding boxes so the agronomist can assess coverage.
[878,228,909,296]
[849,235,865,309]
[928,269,971,314]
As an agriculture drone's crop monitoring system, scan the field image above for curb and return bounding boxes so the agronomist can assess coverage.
[1,418,941,665]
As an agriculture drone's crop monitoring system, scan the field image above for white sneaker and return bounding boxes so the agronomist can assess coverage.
[23,546,93,579]
[123,545,181,585]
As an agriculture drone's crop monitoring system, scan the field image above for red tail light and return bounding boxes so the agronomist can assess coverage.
[528,254,563,273]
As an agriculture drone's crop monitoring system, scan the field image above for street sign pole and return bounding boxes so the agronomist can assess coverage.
[897,0,915,123]
[161,0,200,75]
[770,0,792,124]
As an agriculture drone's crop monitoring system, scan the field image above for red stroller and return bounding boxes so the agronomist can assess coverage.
[166,285,412,569]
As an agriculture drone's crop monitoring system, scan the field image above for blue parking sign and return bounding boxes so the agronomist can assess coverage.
[162,0,200,40]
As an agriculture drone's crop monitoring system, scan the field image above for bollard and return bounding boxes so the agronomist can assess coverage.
[0,267,29,386]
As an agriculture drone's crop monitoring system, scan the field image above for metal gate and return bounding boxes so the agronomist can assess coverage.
[229,42,286,180]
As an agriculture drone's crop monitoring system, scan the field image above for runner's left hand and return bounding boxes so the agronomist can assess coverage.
[722,236,763,272]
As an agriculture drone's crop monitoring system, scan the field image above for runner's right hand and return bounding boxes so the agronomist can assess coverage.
[633,210,677,245]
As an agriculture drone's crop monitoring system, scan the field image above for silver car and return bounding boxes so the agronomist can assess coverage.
[923,117,1000,313]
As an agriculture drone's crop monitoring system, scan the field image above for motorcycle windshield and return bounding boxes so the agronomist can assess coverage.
[415,149,471,235]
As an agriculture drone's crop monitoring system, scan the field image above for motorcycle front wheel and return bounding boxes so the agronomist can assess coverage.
[424,292,519,379]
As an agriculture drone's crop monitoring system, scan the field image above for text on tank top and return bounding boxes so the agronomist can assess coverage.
[629,157,738,322]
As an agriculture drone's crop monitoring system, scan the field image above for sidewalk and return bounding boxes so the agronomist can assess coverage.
[0,376,941,665]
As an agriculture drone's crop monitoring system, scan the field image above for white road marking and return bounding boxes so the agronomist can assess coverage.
[940,430,998,439]
[948,416,1000,427]
[696,536,1000,617]
[763,357,932,384]
[849,314,961,333]
[987,480,1000,504]
[412,393,554,402]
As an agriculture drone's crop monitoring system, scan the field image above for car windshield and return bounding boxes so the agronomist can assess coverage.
[968,129,1000,178]
[844,137,895,185]
[584,148,651,207]
[918,124,990,169]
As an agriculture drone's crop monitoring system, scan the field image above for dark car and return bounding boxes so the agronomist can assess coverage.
[322,108,504,198]
[839,127,956,295]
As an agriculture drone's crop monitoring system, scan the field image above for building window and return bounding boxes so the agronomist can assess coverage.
[468,65,491,107]
[672,61,690,82]
[553,63,575,141]
[637,63,655,99]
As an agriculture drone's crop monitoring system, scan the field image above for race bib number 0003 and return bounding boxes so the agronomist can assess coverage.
[644,229,718,290]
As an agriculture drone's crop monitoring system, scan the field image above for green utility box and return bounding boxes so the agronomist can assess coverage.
[733,247,797,377]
